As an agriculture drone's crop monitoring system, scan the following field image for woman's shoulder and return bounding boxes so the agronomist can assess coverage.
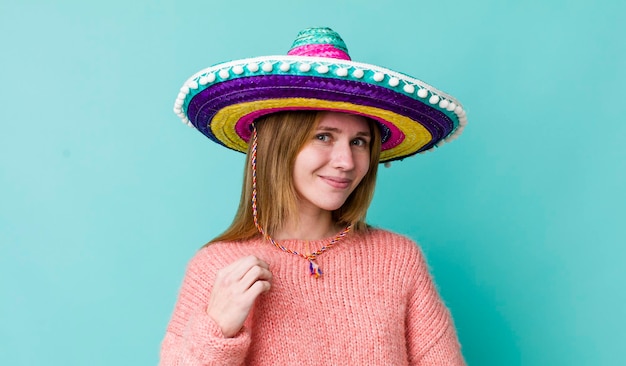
[357,228,433,289]
[361,227,419,246]
[359,227,425,259]
[186,237,261,273]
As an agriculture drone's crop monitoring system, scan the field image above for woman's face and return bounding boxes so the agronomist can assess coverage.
[292,112,371,215]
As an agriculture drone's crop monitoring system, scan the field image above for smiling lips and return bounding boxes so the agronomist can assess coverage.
[319,175,352,189]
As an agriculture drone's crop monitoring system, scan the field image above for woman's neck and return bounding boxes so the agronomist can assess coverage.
[272,210,340,241]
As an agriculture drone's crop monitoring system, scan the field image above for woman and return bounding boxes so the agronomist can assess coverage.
[162,27,467,365]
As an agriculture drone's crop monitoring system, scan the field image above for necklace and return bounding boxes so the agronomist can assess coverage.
[250,125,352,278]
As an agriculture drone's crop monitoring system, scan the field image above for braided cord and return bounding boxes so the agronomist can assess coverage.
[250,124,352,278]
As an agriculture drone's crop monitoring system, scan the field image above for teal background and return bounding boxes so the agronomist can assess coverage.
[1,0,624,364]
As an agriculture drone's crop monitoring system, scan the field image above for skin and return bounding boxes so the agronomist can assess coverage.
[281,112,371,239]
[207,112,372,338]
[207,255,273,338]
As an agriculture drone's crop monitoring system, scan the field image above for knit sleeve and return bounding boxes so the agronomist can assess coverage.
[405,244,465,366]
[159,248,251,366]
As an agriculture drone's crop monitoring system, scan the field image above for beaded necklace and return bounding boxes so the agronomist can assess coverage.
[250,125,352,278]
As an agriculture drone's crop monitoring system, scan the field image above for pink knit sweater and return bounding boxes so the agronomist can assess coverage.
[160,229,465,365]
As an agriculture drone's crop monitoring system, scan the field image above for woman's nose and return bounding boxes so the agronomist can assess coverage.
[331,141,355,170]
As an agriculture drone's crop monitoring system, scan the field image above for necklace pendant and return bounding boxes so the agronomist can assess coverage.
[308,259,322,278]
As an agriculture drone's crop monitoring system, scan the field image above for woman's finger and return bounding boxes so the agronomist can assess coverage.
[238,264,273,292]
[244,280,272,302]
[220,255,269,284]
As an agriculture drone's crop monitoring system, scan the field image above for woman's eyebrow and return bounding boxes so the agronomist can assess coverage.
[316,126,341,133]
[316,126,371,137]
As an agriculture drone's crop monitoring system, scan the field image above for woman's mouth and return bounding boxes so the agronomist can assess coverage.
[320,176,352,189]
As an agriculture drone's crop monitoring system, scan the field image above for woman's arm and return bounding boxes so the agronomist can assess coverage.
[405,245,466,366]
[159,250,265,366]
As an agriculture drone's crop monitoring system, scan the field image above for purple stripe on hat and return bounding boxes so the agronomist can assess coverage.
[187,75,453,153]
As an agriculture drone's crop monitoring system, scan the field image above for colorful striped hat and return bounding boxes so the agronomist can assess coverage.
[173,27,467,163]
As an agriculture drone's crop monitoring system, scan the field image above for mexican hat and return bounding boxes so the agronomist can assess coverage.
[173,27,467,163]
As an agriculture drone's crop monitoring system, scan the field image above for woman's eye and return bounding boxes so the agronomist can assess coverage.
[351,138,368,147]
[315,134,331,142]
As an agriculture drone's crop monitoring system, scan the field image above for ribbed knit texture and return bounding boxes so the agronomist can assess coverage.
[160,229,465,365]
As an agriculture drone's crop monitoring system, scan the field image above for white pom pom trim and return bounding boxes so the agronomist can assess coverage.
[316,65,329,74]
[247,63,259,72]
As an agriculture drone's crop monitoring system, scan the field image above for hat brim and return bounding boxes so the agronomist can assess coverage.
[175,56,467,162]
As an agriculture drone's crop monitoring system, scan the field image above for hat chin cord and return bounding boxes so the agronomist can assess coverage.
[249,124,352,278]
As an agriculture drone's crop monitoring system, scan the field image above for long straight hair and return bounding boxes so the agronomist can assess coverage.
[209,111,381,244]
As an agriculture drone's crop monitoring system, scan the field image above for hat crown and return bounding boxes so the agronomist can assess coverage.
[287,27,351,60]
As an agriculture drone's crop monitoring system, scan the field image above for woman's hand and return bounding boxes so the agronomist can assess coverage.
[207,255,273,338]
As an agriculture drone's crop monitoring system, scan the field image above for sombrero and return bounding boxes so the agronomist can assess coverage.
[173,27,467,163]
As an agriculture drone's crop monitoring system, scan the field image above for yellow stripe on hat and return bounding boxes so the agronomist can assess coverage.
[211,98,433,162]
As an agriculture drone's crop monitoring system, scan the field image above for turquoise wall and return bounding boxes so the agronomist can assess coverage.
[1,0,624,364]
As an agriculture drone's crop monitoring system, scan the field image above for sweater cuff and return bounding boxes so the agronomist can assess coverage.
[184,308,251,365]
